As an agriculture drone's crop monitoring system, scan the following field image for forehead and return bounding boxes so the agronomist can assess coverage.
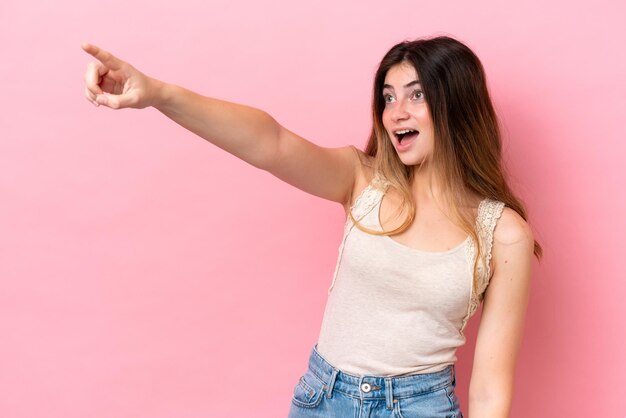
[383,61,418,87]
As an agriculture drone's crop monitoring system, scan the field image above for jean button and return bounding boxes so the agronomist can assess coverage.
[360,383,372,393]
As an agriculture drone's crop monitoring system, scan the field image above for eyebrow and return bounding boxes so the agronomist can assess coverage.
[383,80,421,90]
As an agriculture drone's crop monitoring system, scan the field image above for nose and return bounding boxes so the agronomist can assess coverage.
[390,100,409,122]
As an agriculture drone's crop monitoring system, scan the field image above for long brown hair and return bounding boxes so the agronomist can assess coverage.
[351,36,542,290]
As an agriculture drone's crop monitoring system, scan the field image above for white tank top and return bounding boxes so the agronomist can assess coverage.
[316,175,505,376]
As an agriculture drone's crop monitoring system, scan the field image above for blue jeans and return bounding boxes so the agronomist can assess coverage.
[288,346,463,418]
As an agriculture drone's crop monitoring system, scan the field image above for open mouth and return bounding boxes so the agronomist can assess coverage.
[395,129,419,144]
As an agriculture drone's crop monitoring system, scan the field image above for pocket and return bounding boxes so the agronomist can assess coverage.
[394,386,456,418]
[291,370,326,409]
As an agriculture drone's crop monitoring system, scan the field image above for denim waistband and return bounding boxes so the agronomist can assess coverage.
[308,345,456,403]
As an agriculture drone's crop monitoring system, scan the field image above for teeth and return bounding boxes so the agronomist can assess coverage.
[395,129,417,135]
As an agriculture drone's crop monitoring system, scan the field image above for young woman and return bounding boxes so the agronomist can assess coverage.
[82,36,541,417]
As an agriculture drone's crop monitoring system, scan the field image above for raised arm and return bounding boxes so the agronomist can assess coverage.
[81,42,361,205]
[468,208,535,417]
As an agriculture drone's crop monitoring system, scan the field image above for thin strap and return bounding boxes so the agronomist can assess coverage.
[348,173,390,221]
[478,199,506,282]
[461,198,505,332]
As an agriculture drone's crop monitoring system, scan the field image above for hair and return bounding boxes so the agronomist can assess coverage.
[350,35,543,292]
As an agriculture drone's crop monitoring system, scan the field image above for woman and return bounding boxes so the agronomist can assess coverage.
[82,35,541,417]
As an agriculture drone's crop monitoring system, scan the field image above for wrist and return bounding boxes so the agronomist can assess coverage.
[150,78,174,110]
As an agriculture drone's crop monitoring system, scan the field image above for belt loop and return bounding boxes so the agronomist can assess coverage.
[325,368,339,398]
[385,377,394,410]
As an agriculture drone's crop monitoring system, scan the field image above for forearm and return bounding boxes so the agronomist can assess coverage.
[468,400,511,417]
[152,81,281,169]
[468,390,512,417]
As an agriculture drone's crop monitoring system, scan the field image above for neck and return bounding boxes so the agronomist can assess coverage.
[410,163,443,204]
[410,164,482,210]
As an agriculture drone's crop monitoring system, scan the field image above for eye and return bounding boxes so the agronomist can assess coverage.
[411,90,424,100]
[383,94,395,104]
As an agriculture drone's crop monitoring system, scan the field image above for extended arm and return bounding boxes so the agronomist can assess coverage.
[81,43,360,205]
[468,208,535,417]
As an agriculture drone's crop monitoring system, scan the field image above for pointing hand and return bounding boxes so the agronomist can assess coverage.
[81,42,160,109]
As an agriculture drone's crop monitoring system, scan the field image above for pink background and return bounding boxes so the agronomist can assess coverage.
[1,0,624,417]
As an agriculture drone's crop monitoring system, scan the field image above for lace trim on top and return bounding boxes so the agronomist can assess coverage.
[461,198,505,333]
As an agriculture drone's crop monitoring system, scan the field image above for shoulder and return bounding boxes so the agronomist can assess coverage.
[352,147,375,185]
[489,206,535,276]
[493,207,534,248]
[343,148,375,213]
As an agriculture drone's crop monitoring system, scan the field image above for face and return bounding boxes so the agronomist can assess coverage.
[381,61,434,167]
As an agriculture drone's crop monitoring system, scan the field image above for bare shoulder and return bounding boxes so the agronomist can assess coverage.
[490,206,535,277]
[342,147,375,213]
[494,207,534,248]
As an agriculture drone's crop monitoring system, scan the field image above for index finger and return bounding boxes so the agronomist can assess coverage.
[81,42,123,70]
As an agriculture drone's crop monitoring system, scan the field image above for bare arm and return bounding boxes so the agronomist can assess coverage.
[81,42,360,205]
[468,208,535,417]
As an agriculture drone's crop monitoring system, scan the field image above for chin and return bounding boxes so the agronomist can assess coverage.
[397,154,427,167]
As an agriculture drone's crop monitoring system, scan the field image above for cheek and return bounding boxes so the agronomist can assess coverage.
[415,108,432,125]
